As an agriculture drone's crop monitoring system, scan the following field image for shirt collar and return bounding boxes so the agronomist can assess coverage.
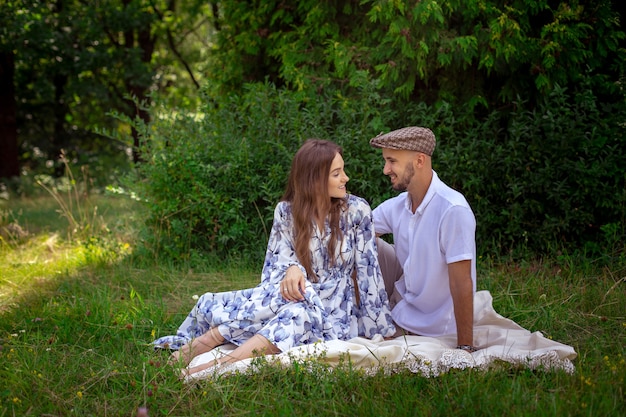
[403,170,439,215]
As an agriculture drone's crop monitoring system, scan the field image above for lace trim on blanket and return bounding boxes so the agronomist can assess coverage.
[182,346,575,383]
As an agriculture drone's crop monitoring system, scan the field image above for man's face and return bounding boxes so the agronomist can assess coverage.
[381,148,416,192]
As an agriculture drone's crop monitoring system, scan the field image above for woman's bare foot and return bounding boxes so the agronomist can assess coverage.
[168,350,187,366]
[168,328,226,367]
[183,334,281,377]
[184,358,220,377]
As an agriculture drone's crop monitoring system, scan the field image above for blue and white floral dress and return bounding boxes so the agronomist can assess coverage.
[153,194,395,353]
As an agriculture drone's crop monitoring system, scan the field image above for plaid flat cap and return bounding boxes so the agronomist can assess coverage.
[369,126,436,156]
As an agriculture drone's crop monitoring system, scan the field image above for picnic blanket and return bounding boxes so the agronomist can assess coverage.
[184,290,577,382]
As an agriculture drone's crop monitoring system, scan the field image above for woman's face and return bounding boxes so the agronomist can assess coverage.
[327,152,349,198]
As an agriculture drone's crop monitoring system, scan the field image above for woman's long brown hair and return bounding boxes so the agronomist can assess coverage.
[282,139,347,282]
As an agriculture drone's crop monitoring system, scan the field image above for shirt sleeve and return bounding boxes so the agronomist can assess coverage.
[260,202,307,284]
[440,205,476,264]
[350,197,397,338]
[372,202,392,236]
[373,193,408,236]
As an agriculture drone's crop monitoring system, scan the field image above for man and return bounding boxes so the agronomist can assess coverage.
[370,126,478,353]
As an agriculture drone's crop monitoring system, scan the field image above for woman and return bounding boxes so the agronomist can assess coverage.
[153,139,395,376]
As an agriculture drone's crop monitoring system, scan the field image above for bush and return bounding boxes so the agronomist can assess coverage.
[125,78,626,263]
[126,82,396,262]
[435,81,626,258]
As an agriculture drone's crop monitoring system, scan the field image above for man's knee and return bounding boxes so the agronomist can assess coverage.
[376,237,402,301]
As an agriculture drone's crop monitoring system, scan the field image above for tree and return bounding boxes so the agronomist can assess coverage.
[0,51,19,179]
[0,1,35,180]
[134,0,625,258]
[203,0,625,108]
[0,0,211,181]
[366,0,625,104]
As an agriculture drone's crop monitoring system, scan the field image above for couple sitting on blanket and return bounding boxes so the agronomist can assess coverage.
[153,127,478,377]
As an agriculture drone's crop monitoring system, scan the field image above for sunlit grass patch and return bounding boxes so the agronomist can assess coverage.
[0,229,133,314]
[0,190,141,314]
[1,235,85,312]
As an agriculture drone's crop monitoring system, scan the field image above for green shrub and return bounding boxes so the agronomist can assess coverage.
[124,78,625,263]
[126,82,396,262]
[436,81,626,259]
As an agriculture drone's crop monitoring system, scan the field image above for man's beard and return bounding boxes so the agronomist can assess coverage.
[392,163,414,191]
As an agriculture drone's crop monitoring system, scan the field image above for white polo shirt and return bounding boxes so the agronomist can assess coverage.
[373,171,476,336]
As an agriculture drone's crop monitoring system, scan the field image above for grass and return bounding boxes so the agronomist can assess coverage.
[0,193,624,416]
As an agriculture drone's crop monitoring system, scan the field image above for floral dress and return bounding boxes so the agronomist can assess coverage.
[153,194,396,353]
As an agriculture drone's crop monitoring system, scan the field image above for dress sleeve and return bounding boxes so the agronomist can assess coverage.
[260,202,307,284]
[350,197,397,338]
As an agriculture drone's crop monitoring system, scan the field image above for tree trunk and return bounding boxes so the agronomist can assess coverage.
[52,73,69,176]
[124,16,155,164]
[0,51,20,179]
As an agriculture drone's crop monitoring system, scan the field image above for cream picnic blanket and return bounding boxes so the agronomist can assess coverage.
[184,290,577,382]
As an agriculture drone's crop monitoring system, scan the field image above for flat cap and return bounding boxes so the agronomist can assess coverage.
[369,126,436,156]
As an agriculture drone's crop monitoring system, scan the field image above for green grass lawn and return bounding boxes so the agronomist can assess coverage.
[0,194,624,416]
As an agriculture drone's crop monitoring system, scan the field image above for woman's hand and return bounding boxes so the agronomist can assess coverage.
[281,265,306,302]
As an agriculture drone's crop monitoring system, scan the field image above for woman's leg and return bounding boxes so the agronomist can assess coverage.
[184,334,280,376]
[169,327,226,366]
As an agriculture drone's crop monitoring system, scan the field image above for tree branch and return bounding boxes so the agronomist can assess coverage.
[149,0,201,89]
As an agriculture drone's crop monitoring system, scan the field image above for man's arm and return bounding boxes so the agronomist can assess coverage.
[448,260,474,349]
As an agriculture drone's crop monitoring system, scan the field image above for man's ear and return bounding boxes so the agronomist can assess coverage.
[413,152,427,168]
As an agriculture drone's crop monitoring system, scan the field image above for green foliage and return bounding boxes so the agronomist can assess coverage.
[123,81,398,261]
[5,0,625,259]
[132,0,626,260]
[205,0,625,107]
[124,74,625,261]
[1,0,210,183]
[437,80,626,258]
[364,0,625,103]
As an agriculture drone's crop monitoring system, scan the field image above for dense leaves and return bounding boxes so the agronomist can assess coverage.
[0,0,210,182]
[205,0,625,106]
[2,0,625,259]
[127,79,625,262]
